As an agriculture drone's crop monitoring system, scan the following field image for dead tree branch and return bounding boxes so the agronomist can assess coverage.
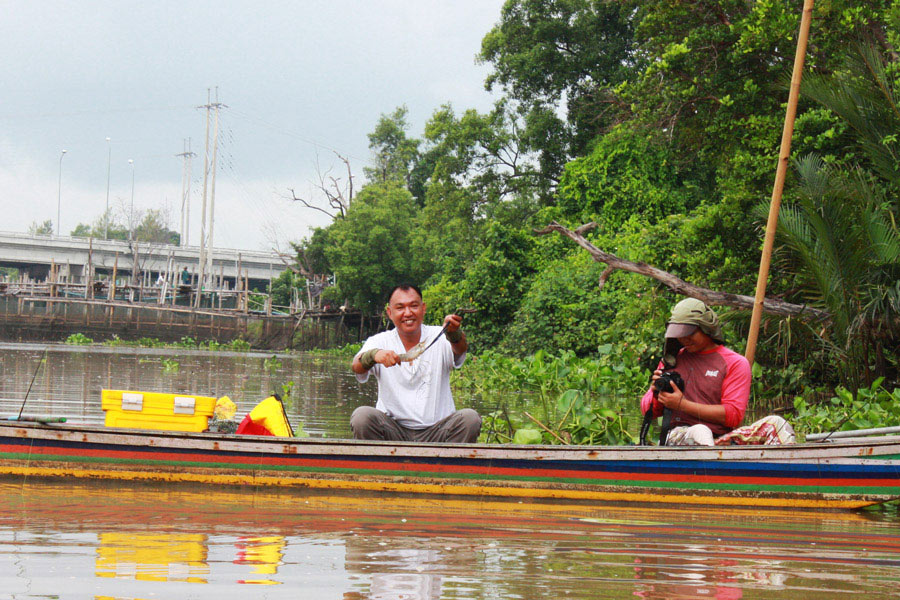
[289,152,355,220]
[535,221,829,321]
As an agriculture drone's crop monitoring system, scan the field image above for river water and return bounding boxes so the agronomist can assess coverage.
[0,343,373,438]
[1,343,900,599]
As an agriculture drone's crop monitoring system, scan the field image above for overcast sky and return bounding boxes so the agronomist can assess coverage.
[0,0,506,252]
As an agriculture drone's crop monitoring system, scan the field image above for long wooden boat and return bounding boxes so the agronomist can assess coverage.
[2,420,899,510]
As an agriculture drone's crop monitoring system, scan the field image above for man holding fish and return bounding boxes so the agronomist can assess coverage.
[350,283,481,442]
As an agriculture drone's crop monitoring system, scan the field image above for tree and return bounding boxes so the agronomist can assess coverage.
[502,250,614,355]
[28,220,53,235]
[479,0,637,167]
[412,105,534,278]
[538,221,829,320]
[133,209,179,245]
[325,182,431,311]
[382,103,548,288]
[70,206,178,243]
[556,122,700,228]
[269,269,302,307]
[292,227,332,278]
[290,227,333,309]
[71,209,128,240]
[290,152,355,219]
[767,41,900,390]
[423,103,547,204]
[620,0,892,173]
[452,222,536,349]
[364,106,421,188]
[770,156,899,390]
[802,41,900,189]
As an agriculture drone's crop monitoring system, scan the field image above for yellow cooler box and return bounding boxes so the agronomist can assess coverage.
[101,390,217,432]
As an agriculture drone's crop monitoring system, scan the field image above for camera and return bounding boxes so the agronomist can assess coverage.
[653,371,685,394]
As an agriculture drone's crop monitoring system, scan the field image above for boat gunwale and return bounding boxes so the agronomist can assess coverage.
[3,421,900,463]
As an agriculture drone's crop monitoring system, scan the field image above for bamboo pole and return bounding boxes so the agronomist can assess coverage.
[523,412,567,444]
[745,0,815,366]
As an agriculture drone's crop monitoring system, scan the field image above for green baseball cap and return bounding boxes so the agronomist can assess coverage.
[662,298,724,367]
[666,298,724,343]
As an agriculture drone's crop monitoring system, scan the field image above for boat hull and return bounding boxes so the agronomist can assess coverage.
[2,422,899,510]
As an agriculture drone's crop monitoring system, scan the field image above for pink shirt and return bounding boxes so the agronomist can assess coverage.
[640,345,750,436]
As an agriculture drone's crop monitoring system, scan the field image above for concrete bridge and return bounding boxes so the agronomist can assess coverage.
[0,231,288,289]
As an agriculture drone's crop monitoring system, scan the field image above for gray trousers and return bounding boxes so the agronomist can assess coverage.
[350,406,482,443]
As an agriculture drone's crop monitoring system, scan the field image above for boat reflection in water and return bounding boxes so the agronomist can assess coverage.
[3,479,900,599]
[96,532,210,584]
[233,535,286,585]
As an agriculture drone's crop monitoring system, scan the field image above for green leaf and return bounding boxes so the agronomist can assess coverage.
[513,428,543,445]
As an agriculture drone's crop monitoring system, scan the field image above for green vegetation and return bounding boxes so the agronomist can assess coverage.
[456,347,648,445]
[292,424,309,438]
[223,339,252,352]
[70,208,180,245]
[308,342,362,357]
[41,5,893,444]
[63,334,252,352]
[263,356,282,373]
[64,333,94,345]
[325,182,431,311]
[296,4,900,438]
[293,4,898,439]
[28,220,53,235]
[278,381,295,404]
[792,379,900,439]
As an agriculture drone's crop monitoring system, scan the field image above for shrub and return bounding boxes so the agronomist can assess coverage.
[65,333,93,345]
[792,378,900,438]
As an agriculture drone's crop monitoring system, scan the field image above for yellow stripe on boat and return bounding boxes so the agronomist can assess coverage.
[0,464,873,509]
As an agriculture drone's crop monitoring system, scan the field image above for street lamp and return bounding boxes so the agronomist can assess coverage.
[128,158,134,241]
[57,149,67,236]
[105,137,111,239]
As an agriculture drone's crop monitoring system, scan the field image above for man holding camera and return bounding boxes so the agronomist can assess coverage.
[640,298,794,445]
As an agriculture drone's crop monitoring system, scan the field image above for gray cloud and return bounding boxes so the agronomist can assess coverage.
[0,0,503,249]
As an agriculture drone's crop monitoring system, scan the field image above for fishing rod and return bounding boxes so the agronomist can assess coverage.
[817,408,859,443]
[398,308,477,362]
[17,348,48,420]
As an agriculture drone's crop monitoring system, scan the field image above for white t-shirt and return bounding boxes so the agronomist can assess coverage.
[355,325,466,429]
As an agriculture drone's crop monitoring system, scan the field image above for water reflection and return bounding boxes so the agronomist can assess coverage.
[234,535,286,585]
[96,532,209,583]
[2,480,899,599]
[348,544,443,600]
[3,342,900,598]
[0,343,375,438]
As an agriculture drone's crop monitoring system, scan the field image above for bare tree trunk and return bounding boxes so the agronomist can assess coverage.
[535,221,829,321]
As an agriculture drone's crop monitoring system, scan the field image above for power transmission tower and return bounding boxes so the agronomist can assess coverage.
[206,91,222,284]
[196,87,226,307]
[176,138,195,247]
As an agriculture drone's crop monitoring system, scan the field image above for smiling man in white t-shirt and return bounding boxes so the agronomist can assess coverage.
[350,284,481,443]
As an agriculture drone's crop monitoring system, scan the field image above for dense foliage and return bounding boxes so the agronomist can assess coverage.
[291,1,900,438]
